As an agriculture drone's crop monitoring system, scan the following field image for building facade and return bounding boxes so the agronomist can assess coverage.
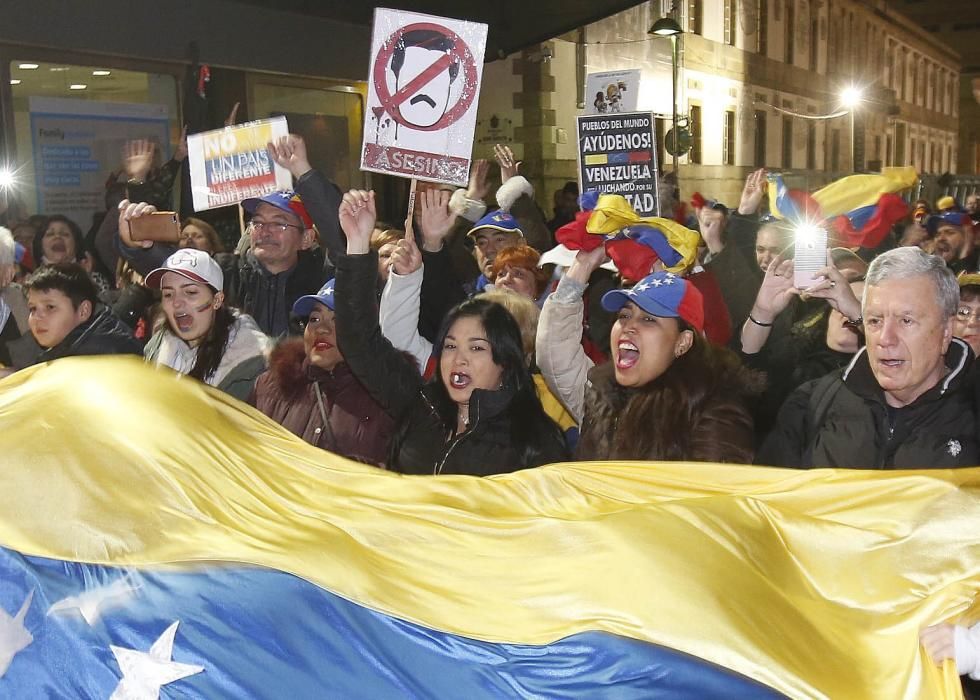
[480,0,962,207]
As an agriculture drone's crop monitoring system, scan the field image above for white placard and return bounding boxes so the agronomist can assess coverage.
[187,117,291,212]
[360,8,488,186]
[585,70,641,115]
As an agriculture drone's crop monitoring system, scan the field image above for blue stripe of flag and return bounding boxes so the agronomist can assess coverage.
[0,547,786,699]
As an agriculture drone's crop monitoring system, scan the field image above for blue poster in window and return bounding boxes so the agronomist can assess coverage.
[29,97,170,229]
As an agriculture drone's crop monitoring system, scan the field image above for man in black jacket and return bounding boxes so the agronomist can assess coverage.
[757,246,978,468]
[118,141,341,338]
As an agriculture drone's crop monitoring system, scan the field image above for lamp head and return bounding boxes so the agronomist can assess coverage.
[648,17,683,36]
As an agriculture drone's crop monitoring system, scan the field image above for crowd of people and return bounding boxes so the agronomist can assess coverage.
[2,130,980,678]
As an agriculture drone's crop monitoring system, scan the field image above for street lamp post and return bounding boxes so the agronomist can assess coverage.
[649,17,684,174]
[841,86,863,172]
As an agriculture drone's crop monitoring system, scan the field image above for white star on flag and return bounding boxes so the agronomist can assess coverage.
[48,577,140,626]
[109,621,204,700]
[0,589,33,678]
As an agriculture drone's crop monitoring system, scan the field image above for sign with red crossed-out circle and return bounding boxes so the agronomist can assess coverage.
[373,22,479,132]
[361,9,488,187]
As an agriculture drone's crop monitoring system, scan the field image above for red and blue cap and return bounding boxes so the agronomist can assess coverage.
[601,271,704,332]
[466,211,524,239]
[925,210,969,236]
[243,190,313,229]
[292,279,335,316]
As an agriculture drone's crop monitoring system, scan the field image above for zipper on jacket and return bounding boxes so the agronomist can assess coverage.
[435,402,481,475]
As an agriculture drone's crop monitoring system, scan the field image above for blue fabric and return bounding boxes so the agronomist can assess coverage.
[845,203,876,231]
[0,547,786,699]
[292,277,335,315]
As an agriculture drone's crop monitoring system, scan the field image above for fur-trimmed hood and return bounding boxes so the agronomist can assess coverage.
[576,341,765,463]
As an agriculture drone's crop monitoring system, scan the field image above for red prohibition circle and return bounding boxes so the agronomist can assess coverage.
[372,21,479,132]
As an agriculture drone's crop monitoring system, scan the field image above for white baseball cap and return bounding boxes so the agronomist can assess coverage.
[145,249,224,291]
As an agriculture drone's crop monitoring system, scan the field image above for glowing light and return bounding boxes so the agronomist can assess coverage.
[0,170,15,189]
[795,223,825,246]
[92,70,111,76]
[69,84,87,90]
[9,79,20,86]
[18,63,38,70]
[841,86,863,109]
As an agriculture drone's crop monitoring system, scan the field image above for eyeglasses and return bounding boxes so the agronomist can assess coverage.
[247,221,302,235]
[956,307,980,323]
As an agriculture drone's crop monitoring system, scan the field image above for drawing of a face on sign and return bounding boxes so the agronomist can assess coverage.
[391,29,461,128]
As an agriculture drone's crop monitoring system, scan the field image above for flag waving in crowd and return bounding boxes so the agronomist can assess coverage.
[0,357,977,698]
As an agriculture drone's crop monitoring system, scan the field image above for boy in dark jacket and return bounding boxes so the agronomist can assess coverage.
[17,263,141,367]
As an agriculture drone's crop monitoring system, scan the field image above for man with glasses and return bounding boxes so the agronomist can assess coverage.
[954,272,980,359]
[758,246,978,469]
[118,188,330,338]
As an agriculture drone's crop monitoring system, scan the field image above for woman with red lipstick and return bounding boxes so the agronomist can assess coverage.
[538,247,761,462]
[334,189,568,475]
[248,279,396,467]
[143,248,270,400]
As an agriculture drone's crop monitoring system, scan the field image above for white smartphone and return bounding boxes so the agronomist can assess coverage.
[793,224,828,290]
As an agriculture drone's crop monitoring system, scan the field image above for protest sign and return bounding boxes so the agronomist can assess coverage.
[28,97,170,228]
[187,117,291,212]
[585,70,641,115]
[577,111,660,217]
[361,8,488,187]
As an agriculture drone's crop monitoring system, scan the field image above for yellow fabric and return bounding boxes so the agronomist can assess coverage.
[1,356,978,699]
[768,166,918,220]
[533,372,577,432]
[585,194,700,274]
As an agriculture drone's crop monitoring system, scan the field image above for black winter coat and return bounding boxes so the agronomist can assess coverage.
[334,251,568,476]
[11,305,142,368]
[757,338,978,468]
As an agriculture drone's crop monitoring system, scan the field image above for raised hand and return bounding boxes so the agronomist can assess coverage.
[116,198,158,249]
[738,168,767,216]
[339,190,376,255]
[224,102,240,127]
[751,256,798,322]
[566,245,608,285]
[389,231,422,276]
[801,251,862,321]
[418,188,453,252]
[122,139,155,182]
[494,144,521,183]
[174,125,188,162]
[466,159,491,201]
[699,212,725,255]
[267,134,313,179]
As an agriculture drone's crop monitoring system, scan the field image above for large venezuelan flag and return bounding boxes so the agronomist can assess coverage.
[0,357,977,698]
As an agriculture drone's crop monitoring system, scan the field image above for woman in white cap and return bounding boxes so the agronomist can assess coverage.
[538,247,761,462]
[143,248,270,400]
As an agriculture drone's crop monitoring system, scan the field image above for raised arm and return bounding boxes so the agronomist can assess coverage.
[334,189,424,420]
[268,134,345,263]
[494,144,552,252]
[536,247,606,423]
[379,232,433,374]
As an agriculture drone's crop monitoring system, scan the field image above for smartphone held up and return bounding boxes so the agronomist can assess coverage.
[793,223,828,290]
[129,211,180,243]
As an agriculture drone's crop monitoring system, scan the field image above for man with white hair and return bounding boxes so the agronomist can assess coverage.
[0,227,28,366]
[757,246,977,468]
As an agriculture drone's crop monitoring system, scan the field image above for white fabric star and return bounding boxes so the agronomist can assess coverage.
[109,621,203,700]
[665,272,676,279]
[633,282,651,292]
[48,577,140,626]
[663,278,675,285]
[651,278,663,287]
[323,287,333,296]
[0,589,33,678]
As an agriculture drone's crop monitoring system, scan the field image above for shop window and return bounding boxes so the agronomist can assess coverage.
[8,60,179,227]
